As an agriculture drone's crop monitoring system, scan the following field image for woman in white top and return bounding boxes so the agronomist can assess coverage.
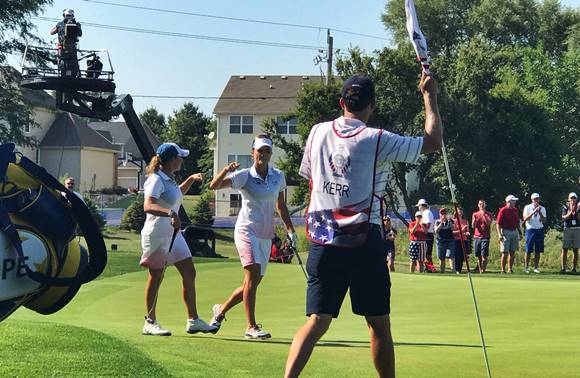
[209,134,296,339]
[140,142,217,336]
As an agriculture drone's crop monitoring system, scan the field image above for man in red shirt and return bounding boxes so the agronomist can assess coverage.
[496,195,523,273]
[408,211,427,273]
[472,200,493,273]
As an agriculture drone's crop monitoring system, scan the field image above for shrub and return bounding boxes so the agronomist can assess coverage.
[120,196,146,232]
[98,186,128,195]
[82,195,106,231]
[188,190,214,226]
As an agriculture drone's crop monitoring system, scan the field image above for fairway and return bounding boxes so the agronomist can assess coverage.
[2,259,580,377]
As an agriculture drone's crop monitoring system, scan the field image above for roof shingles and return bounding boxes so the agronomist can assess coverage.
[41,113,119,151]
[213,75,323,114]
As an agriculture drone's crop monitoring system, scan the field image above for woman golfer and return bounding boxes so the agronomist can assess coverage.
[209,134,296,339]
[141,142,217,336]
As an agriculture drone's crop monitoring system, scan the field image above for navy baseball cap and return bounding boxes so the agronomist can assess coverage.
[156,142,189,163]
[341,75,375,111]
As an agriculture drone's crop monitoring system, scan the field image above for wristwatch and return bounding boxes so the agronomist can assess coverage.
[168,209,176,218]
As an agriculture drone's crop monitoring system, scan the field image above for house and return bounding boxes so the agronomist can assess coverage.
[213,75,322,217]
[39,113,120,192]
[88,121,161,190]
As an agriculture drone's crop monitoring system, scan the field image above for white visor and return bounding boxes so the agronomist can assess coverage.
[253,137,273,151]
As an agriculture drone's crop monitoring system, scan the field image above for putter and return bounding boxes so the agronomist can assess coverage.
[287,236,308,280]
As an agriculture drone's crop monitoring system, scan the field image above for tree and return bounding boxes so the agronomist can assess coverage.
[0,1,53,147]
[139,107,167,140]
[188,190,214,226]
[164,103,212,194]
[262,80,341,206]
[120,196,146,232]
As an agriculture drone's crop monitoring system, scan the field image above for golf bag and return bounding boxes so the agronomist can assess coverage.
[0,143,107,322]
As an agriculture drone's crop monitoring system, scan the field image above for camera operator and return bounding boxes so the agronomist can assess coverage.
[49,9,82,77]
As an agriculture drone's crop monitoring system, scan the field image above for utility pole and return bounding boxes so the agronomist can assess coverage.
[326,29,333,86]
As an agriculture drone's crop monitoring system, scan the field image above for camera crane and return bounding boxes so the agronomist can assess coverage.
[20,44,190,224]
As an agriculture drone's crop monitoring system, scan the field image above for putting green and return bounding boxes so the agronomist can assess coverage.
[3,261,579,377]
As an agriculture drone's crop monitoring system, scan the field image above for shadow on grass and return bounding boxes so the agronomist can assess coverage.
[103,234,130,240]
[180,335,484,349]
[215,231,235,243]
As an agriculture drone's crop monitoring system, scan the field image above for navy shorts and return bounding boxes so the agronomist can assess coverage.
[306,228,390,318]
[525,228,544,253]
[436,239,455,259]
[474,238,490,257]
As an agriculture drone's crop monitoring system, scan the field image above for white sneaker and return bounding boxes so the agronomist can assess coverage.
[209,304,225,329]
[524,267,530,274]
[186,318,219,334]
[244,324,271,340]
[534,268,541,273]
[142,318,171,336]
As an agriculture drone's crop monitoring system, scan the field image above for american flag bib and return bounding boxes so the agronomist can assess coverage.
[304,119,383,247]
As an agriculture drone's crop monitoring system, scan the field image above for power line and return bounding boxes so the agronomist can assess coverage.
[32,17,329,51]
[131,95,298,99]
[80,0,388,41]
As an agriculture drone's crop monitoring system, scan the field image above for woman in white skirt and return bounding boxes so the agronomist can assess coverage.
[209,134,296,339]
[140,142,217,336]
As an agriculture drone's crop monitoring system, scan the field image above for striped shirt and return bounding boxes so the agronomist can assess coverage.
[300,116,423,225]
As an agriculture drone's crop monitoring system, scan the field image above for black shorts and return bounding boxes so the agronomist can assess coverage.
[474,238,490,257]
[306,228,390,318]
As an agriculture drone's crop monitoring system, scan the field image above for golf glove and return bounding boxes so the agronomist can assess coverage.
[288,232,298,249]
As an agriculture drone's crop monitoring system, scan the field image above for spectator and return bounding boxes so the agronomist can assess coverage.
[472,200,493,273]
[434,207,454,273]
[561,192,580,273]
[383,216,398,272]
[270,237,293,264]
[63,177,85,204]
[522,193,547,273]
[496,195,523,274]
[452,207,471,273]
[416,199,435,266]
[408,211,427,273]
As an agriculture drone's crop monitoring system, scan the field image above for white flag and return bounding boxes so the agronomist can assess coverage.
[405,0,430,74]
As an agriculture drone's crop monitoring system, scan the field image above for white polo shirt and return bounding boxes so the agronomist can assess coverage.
[141,171,182,238]
[228,165,286,239]
[523,203,546,229]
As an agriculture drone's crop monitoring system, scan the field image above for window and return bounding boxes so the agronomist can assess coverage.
[229,194,242,216]
[24,124,31,133]
[35,149,40,164]
[275,116,298,134]
[230,115,253,134]
[227,154,252,169]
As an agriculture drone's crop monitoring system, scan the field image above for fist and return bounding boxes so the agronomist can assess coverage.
[191,173,204,182]
[225,162,240,173]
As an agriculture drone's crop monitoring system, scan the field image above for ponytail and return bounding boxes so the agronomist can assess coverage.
[146,155,162,176]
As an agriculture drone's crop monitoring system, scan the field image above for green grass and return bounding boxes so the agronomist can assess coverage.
[4,262,580,377]
[5,227,578,377]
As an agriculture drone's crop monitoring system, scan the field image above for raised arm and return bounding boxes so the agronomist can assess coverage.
[419,73,443,154]
[179,173,204,194]
[209,162,239,190]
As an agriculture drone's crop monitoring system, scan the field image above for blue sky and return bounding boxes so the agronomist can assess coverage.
[17,0,580,118]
